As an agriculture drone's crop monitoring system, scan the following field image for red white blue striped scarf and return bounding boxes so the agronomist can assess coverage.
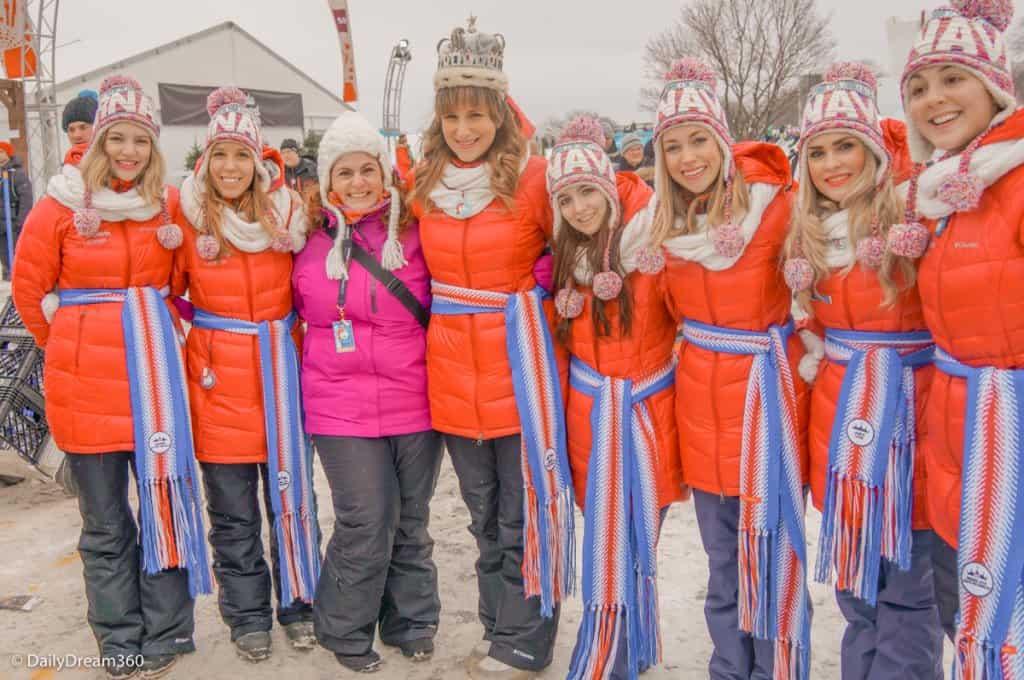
[431,281,575,615]
[566,357,673,680]
[192,309,320,604]
[680,319,810,680]
[816,328,934,604]
[59,287,211,596]
[935,347,1024,680]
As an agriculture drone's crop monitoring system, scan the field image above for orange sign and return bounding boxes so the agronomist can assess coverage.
[327,0,358,103]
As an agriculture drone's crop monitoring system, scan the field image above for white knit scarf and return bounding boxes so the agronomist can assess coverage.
[428,153,531,220]
[821,210,855,269]
[47,164,162,222]
[180,174,307,253]
[661,183,780,270]
[915,137,1024,220]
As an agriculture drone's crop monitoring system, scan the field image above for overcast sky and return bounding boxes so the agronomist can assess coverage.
[58,0,956,133]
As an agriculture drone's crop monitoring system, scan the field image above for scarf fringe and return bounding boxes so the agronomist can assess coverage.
[881,434,914,572]
[739,528,773,640]
[274,507,319,605]
[635,571,663,673]
[523,484,575,617]
[815,473,883,604]
[567,604,627,680]
[774,636,810,680]
[815,439,914,604]
[953,634,1004,680]
[139,476,212,598]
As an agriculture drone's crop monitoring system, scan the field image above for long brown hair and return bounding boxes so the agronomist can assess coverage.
[784,148,914,315]
[650,139,749,246]
[80,125,166,205]
[411,86,527,212]
[199,142,280,258]
[551,193,632,342]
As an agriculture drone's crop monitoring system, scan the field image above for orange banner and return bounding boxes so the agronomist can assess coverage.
[327,0,358,103]
[1,1,35,79]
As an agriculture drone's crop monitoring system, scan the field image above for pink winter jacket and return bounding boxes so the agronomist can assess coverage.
[292,207,432,437]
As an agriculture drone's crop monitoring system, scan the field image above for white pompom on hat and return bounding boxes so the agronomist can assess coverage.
[317,111,405,280]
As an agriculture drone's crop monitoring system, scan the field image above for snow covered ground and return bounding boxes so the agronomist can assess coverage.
[0,451,954,679]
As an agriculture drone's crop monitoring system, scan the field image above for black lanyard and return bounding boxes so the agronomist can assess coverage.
[326,223,354,312]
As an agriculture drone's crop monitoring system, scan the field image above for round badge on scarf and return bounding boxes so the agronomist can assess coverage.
[277,470,291,492]
[201,367,216,390]
[846,418,875,447]
[148,432,172,455]
[961,562,994,598]
[543,448,557,471]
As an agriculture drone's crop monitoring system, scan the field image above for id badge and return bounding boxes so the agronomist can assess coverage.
[333,319,356,353]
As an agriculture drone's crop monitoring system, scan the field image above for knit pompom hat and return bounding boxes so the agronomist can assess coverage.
[90,75,159,146]
[546,116,619,237]
[195,86,270,192]
[653,58,743,258]
[74,76,180,251]
[547,116,622,307]
[901,0,1017,162]
[62,90,99,132]
[317,111,405,280]
[798,62,891,186]
[434,16,508,94]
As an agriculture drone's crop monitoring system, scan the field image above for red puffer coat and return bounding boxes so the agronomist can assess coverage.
[917,108,1024,549]
[12,188,184,453]
[662,143,809,496]
[411,155,564,440]
[807,270,933,530]
[563,173,684,510]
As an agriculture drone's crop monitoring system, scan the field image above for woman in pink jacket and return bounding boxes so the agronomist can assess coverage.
[292,111,439,673]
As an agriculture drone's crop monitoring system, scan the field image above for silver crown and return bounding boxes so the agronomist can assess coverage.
[436,15,505,73]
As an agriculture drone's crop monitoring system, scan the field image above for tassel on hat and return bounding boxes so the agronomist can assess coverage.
[888,167,930,259]
[380,187,408,271]
[156,196,183,250]
[555,286,585,319]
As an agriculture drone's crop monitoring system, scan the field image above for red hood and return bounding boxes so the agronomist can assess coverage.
[734,141,791,186]
[262,145,286,193]
[63,143,87,167]
[881,118,912,185]
[616,170,654,224]
[980,107,1024,148]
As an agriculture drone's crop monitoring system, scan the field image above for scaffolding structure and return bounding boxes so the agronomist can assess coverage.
[21,0,60,198]
[380,38,411,159]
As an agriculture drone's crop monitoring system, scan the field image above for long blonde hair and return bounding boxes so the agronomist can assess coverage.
[649,137,749,247]
[784,148,914,315]
[199,143,280,257]
[79,126,166,205]
[412,86,527,212]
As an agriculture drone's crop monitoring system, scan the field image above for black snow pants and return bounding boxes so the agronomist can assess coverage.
[445,433,560,672]
[68,451,196,660]
[312,430,444,655]
[200,461,315,640]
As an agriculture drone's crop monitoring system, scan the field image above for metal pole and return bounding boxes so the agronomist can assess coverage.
[3,171,13,274]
